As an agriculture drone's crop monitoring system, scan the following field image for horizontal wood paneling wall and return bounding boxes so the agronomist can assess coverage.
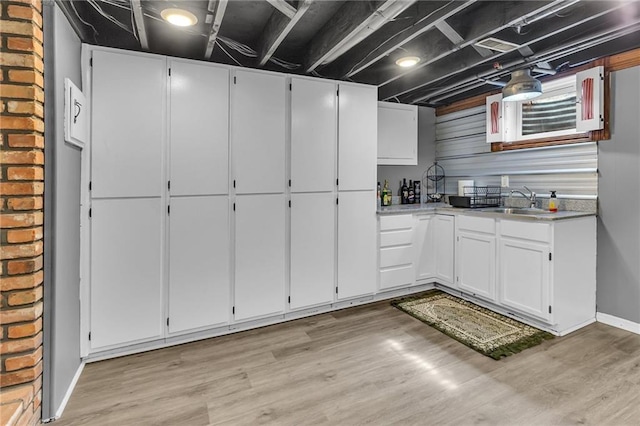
[435,106,598,198]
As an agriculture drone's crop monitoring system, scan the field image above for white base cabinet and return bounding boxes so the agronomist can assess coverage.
[290,193,335,310]
[456,215,496,301]
[168,196,230,333]
[379,214,415,290]
[434,214,455,286]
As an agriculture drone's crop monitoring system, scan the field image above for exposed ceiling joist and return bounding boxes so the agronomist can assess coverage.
[265,0,296,19]
[130,0,149,50]
[204,0,228,59]
[375,0,564,91]
[406,4,639,104]
[303,0,416,73]
[257,0,314,66]
[332,0,475,79]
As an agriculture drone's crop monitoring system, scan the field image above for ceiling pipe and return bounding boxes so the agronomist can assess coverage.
[423,22,640,104]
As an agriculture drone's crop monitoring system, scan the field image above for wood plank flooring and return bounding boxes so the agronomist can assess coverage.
[56,301,640,425]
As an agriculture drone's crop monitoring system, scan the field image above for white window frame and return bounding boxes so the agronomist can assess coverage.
[513,75,579,142]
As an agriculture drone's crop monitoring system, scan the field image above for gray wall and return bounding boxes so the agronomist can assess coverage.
[43,2,82,419]
[377,106,436,198]
[597,65,640,323]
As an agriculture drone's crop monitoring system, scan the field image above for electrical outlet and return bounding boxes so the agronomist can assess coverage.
[501,175,509,187]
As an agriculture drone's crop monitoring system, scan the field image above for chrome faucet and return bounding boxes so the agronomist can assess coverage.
[510,186,537,208]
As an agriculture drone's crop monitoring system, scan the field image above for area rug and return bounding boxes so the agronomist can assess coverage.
[392,290,554,359]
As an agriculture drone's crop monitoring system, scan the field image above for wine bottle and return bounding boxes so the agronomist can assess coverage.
[382,180,391,206]
[401,179,409,204]
[408,180,415,204]
[414,180,421,204]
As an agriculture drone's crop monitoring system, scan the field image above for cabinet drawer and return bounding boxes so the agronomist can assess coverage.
[500,220,551,243]
[380,229,413,247]
[380,245,413,268]
[458,215,495,234]
[380,265,415,289]
[379,214,413,231]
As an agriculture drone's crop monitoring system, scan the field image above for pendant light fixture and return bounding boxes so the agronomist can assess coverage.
[502,69,542,101]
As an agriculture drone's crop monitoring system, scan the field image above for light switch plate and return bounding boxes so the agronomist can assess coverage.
[501,175,509,187]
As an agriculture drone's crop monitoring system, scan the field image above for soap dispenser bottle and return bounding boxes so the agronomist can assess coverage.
[549,191,558,212]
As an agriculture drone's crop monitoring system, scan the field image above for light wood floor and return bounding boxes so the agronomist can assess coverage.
[56,301,640,425]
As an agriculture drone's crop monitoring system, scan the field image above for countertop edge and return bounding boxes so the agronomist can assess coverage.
[376,204,595,221]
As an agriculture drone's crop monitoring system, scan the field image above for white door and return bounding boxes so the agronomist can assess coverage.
[231,70,286,194]
[291,78,336,193]
[434,214,455,286]
[415,214,435,281]
[90,198,163,349]
[457,231,496,301]
[499,238,551,322]
[168,196,230,334]
[290,193,335,310]
[234,194,286,320]
[337,191,377,299]
[91,50,166,198]
[338,84,377,191]
[169,60,229,196]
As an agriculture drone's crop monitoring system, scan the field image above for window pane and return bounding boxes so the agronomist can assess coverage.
[521,93,576,135]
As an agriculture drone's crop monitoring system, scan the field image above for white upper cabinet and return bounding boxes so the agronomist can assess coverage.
[91,50,166,198]
[90,198,163,349]
[290,193,336,310]
[576,66,604,132]
[168,196,230,334]
[337,191,377,299]
[291,78,337,193]
[485,93,504,143]
[377,102,418,165]
[338,84,377,191]
[231,70,286,194]
[234,194,286,321]
[169,60,229,196]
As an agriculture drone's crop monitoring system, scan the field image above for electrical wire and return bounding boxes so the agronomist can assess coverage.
[87,0,133,33]
[69,0,99,43]
[215,40,242,66]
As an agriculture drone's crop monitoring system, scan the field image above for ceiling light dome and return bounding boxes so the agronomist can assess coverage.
[502,69,542,101]
[396,56,421,68]
[161,8,198,27]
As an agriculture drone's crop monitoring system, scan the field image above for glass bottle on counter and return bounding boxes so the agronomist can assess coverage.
[377,182,381,208]
[414,180,421,204]
[408,180,415,204]
[401,179,409,204]
[382,180,392,206]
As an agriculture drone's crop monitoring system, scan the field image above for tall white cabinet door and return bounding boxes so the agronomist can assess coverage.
[499,238,551,321]
[234,194,286,320]
[168,196,230,334]
[291,78,337,193]
[415,214,435,281]
[338,84,377,191]
[457,232,496,300]
[290,193,335,310]
[231,70,286,194]
[91,50,166,198]
[90,198,163,349]
[434,215,455,286]
[169,60,229,196]
[337,191,377,299]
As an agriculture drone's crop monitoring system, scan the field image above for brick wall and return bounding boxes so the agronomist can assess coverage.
[0,0,45,425]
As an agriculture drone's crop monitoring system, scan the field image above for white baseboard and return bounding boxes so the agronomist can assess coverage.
[596,312,640,335]
[54,361,85,420]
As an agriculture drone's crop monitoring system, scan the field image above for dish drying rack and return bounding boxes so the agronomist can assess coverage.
[461,185,501,208]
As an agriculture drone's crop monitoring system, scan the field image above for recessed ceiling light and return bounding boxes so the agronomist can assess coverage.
[161,8,198,27]
[395,56,421,68]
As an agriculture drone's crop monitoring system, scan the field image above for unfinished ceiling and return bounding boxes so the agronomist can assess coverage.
[58,0,640,106]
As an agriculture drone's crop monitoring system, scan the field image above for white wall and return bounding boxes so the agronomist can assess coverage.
[597,65,640,324]
[42,2,83,419]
